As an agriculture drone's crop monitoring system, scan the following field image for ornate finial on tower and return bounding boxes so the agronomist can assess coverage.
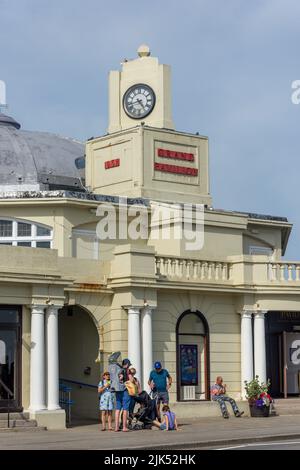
[137,44,151,58]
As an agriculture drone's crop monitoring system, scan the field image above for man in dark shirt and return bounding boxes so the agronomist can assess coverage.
[148,361,172,420]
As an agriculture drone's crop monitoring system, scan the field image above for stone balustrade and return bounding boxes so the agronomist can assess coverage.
[155,256,233,282]
[155,255,300,287]
[269,262,300,282]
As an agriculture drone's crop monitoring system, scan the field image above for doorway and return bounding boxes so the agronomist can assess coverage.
[0,306,22,412]
[266,311,300,397]
[176,310,210,401]
[58,305,100,421]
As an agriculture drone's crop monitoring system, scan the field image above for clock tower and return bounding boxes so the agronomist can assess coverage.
[108,44,174,133]
[86,46,212,206]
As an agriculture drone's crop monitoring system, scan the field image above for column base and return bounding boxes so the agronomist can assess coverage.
[28,409,66,430]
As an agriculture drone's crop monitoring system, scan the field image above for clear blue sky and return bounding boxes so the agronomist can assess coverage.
[1,0,300,258]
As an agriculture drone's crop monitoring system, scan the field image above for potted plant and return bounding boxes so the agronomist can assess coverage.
[244,376,272,417]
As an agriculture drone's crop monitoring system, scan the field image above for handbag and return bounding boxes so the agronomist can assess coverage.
[125,380,138,397]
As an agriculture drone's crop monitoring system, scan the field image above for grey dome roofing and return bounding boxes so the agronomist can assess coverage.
[0,112,85,191]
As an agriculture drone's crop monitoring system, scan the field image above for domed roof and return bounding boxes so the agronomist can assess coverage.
[0,112,85,191]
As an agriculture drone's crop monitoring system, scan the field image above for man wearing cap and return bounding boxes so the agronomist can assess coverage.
[148,361,172,420]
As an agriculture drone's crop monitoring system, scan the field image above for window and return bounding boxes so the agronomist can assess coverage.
[36,241,51,249]
[17,222,32,237]
[0,219,53,249]
[249,246,273,256]
[0,221,12,237]
[36,226,51,236]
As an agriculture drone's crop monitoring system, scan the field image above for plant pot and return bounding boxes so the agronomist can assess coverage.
[249,403,270,417]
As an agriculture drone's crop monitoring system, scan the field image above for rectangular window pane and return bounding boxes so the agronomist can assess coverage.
[0,308,19,323]
[17,222,32,237]
[0,242,12,246]
[0,221,12,237]
[36,226,51,236]
[36,242,51,249]
[17,242,32,247]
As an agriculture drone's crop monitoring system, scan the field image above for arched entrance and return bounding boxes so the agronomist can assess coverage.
[58,305,100,421]
[176,310,210,401]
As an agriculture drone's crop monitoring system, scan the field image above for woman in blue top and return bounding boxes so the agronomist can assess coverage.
[98,371,114,431]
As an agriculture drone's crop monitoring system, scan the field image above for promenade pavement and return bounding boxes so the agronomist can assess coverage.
[0,415,300,450]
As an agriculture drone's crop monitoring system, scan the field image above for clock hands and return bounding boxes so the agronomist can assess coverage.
[128,98,145,110]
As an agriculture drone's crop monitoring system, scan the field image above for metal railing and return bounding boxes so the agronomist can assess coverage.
[0,378,14,428]
[59,383,74,425]
[59,378,98,425]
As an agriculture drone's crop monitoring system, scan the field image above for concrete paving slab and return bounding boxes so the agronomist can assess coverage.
[0,415,300,450]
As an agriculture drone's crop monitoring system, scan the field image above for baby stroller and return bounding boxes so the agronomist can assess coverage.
[128,391,158,430]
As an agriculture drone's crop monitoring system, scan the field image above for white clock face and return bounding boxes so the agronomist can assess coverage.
[123,84,156,119]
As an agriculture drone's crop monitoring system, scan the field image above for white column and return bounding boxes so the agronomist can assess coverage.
[254,311,267,383]
[29,305,46,411]
[46,306,60,410]
[141,307,153,391]
[127,307,141,381]
[240,311,253,398]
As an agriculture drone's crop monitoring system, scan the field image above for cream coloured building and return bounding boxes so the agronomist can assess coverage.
[1,45,300,429]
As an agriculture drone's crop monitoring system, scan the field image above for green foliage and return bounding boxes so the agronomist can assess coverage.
[244,376,271,401]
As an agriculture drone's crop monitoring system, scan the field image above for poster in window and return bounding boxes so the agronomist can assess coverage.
[180,344,198,385]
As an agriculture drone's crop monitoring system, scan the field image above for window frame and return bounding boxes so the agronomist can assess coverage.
[0,218,53,248]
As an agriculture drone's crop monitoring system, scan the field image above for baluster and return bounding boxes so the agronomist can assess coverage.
[166,258,172,276]
[170,259,176,277]
[161,258,167,276]
[181,259,187,279]
[193,261,199,280]
[179,259,184,278]
[186,260,191,279]
[221,263,227,280]
[155,258,160,275]
[288,264,294,281]
[201,262,208,280]
[280,264,285,281]
[174,258,180,277]
[215,263,221,281]
[296,265,300,281]
[208,262,213,280]
[228,263,233,280]
[271,263,277,281]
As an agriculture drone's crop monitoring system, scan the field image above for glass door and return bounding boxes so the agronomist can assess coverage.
[0,307,21,411]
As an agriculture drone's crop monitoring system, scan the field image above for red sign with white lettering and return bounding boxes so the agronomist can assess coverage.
[157,148,194,162]
[154,162,198,176]
[105,158,120,169]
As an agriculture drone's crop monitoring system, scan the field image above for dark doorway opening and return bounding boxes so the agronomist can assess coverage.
[266,311,300,397]
[0,306,22,412]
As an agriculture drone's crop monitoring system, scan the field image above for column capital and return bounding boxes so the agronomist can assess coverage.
[29,305,46,314]
[253,310,267,319]
[123,306,141,314]
[238,310,253,319]
[142,305,156,313]
[46,305,62,314]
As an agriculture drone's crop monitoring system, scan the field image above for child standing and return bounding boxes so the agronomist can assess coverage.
[152,404,179,431]
[98,371,114,431]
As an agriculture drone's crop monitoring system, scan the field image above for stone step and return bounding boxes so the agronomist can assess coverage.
[0,419,38,429]
[0,412,30,420]
[0,426,47,433]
